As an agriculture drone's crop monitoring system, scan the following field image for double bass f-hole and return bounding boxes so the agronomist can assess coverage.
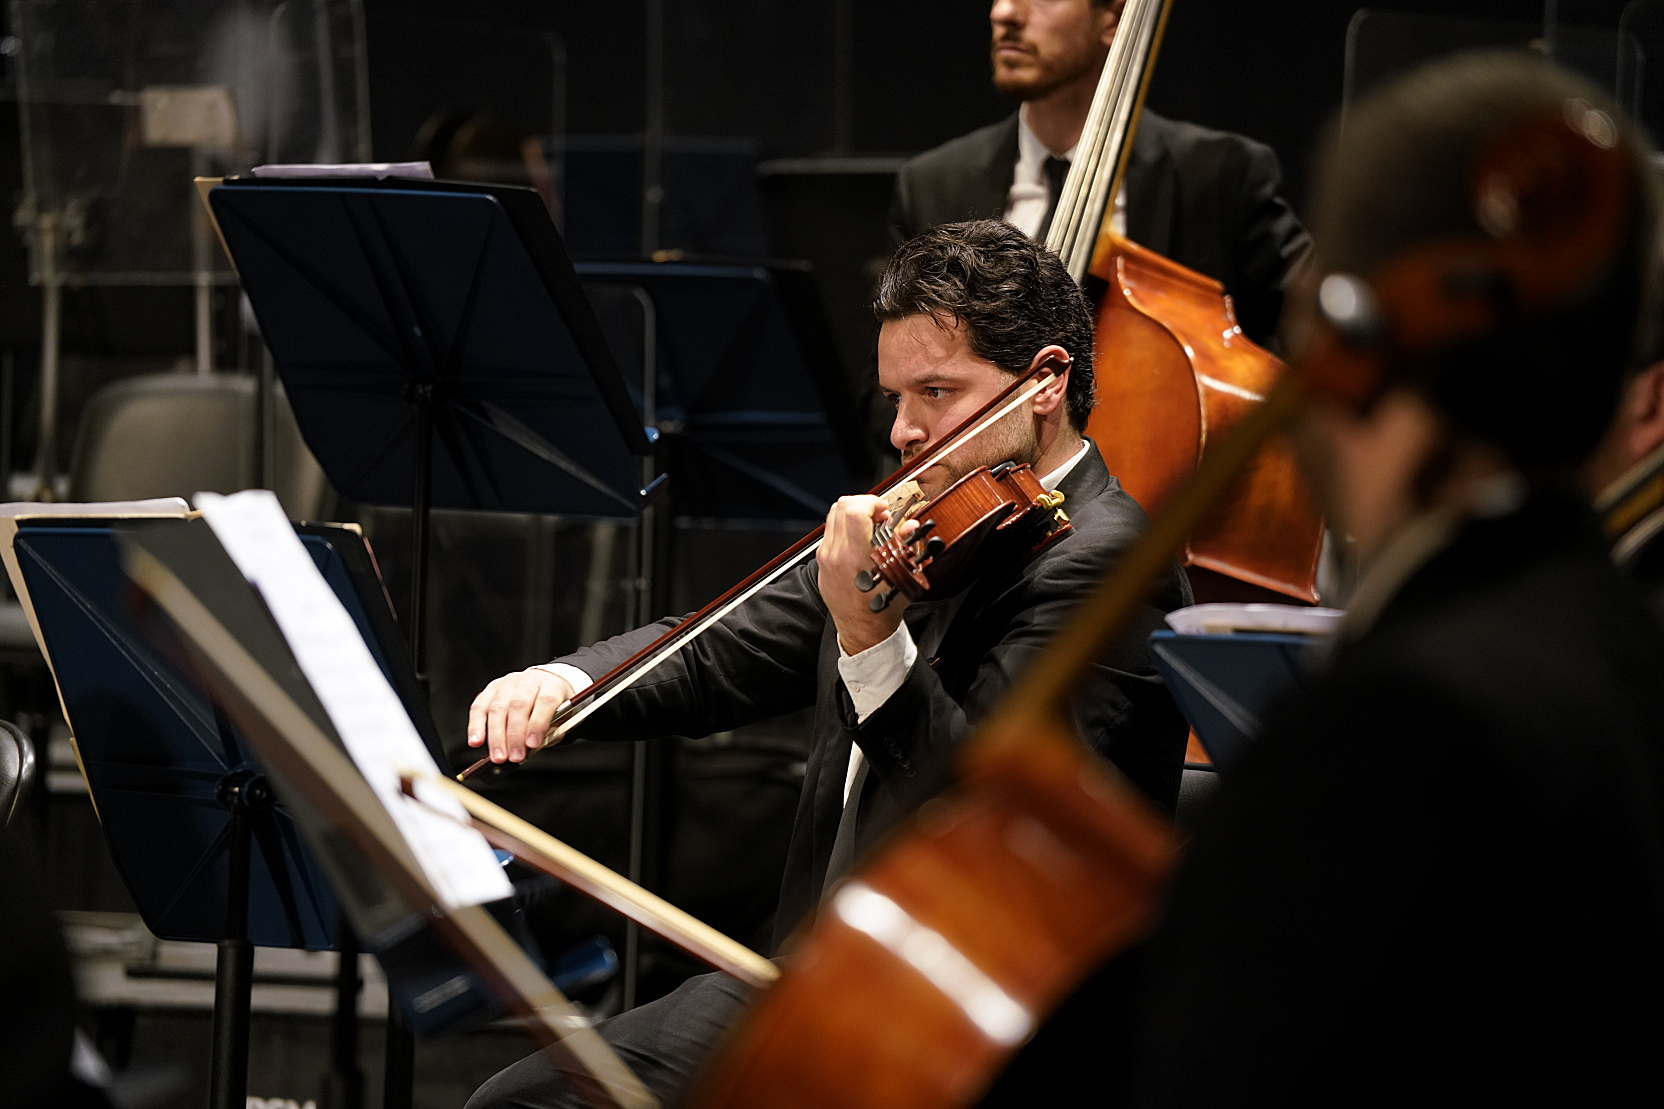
[856,461,1072,613]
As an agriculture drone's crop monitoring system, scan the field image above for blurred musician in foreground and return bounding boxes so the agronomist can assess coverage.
[464,220,1190,1109]
[1585,353,1664,621]
[889,0,1309,347]
[1132,54,1664,1104]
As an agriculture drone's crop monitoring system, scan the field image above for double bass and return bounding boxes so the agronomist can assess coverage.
[1046,0,1325,604]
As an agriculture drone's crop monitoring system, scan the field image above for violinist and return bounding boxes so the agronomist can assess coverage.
[889,0,1309,347]
[1131,54,1664,1104]
[464,219,1190,1109]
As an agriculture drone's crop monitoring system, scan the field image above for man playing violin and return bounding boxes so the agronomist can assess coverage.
[890,0,1310,347]
[465,219,1190,1109]
[1131,54,1664,1104]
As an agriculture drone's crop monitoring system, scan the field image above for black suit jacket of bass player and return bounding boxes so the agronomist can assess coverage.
[887,110,1311,348]
[550,443,1191,952]
[1131,491,1664,1105]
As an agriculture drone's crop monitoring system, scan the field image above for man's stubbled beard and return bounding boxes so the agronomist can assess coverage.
[902,399,1040,499]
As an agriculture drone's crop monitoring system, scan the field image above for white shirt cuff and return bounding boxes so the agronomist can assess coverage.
[836,622,918,724]
[531,662,592,696]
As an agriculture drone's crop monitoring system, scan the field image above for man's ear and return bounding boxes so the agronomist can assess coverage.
[1026,345,1072,417]
[1097,1,1126,45]
[1628,362,1664,461]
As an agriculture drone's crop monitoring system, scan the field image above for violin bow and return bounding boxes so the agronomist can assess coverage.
[402,771,779,989]
[458,357,1066,782]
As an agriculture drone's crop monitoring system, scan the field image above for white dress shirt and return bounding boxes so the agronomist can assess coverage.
[1005,104,1126,243]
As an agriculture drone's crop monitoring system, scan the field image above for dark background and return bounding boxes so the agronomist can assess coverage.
[0,4,1650,1098]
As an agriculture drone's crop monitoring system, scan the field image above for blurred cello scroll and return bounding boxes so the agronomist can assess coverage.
[1044,0,1325,604]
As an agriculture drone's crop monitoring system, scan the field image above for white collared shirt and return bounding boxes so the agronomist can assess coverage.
[1005,104,1126,242]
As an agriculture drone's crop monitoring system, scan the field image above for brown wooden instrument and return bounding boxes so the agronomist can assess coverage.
[1047,0,1324,604]
[858,460,1071,612]
[686,96,1633,1109]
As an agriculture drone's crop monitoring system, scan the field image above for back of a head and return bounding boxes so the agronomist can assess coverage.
[1306,51,1662,472]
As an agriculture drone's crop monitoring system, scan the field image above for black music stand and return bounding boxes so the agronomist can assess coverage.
[7,513,604,1109]
[1148,630,1319,768]
[4,514,420,1109]
[577,260,871,524]
[207,178,653,1103]
[574,260,870,1005]
[206,177,656,682]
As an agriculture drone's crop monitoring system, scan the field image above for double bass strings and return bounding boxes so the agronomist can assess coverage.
[1047,0,1172,281]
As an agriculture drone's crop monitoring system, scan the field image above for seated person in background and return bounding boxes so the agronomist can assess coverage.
[1584,349,1664,621]
[890,0,1310,347]
[1130,53,1664,1105]
[464,219,1190,1109]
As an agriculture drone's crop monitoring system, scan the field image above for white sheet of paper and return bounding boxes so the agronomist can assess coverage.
[0,497,190,517]
[196,490,511,910]
[250,161,434,180]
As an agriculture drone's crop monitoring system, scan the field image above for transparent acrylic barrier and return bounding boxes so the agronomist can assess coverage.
[1344,9,1643,121]
[10,0,368,286]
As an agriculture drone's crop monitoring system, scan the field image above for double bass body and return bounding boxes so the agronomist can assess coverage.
[1087,232,1323,603]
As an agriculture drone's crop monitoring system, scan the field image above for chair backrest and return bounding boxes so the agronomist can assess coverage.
[0,719,37,828]
[67,373,330,519]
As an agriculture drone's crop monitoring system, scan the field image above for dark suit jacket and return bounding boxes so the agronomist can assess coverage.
[1131,492,1664,1105]
[888,110,1311,347]
[552,444,1191,950]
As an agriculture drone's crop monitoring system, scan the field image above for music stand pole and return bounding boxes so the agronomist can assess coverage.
[387,382,434,1108]
[326,914,364,1109]
[209,770,266,1109]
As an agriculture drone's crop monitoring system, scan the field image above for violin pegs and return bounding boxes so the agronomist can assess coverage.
[855,569,876,593]
[924,536,945,559]
[868,588,897,613]
[910,519,937,542]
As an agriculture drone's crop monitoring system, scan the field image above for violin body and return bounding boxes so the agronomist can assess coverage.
[1086,232,1323,603]
[686,712,1174,1109]
[864,462,1071,610]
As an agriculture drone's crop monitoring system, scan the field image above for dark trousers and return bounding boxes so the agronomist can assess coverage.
[465,971,755,1109]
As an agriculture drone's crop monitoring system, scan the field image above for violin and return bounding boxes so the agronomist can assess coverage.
[856,461,1071,613]
[458,359,1068,781]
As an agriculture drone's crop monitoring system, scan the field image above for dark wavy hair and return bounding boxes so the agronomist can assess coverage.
[873,220,1097,431]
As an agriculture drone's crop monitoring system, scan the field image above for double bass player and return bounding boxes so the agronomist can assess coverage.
[890,0,1309,348]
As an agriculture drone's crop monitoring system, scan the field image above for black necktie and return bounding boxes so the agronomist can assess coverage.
[1036,155,1071,242]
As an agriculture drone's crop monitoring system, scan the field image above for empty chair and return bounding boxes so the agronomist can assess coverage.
[66,373,330,519]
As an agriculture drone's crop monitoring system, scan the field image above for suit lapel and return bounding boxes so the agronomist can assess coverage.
[1123,111,1177,258]
[976,113,1021,219]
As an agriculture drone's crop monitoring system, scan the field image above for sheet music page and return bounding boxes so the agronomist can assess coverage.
[196,490,512,910]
